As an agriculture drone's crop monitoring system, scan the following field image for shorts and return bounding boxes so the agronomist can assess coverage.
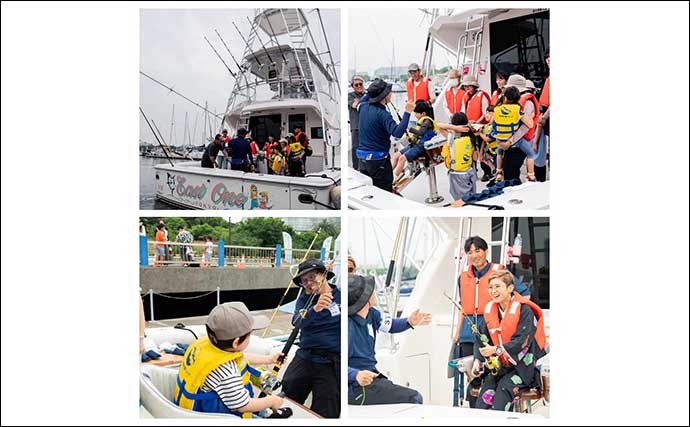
[401,143,426,162]
[497,137,535,160]
[449,168,477,201]
[155,246,165,256]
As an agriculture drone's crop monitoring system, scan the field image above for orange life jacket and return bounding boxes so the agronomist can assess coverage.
[445,87,465,114]
[407,76,432,102]
[539,76,550,108]
[295,131,309,148]
[484,294,547,365]
[518,93,540,141]
[463,89,491,122]
[491,89,502,107]
[459,263,505,316]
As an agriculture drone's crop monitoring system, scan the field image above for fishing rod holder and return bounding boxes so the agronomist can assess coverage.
[425,163,444,204]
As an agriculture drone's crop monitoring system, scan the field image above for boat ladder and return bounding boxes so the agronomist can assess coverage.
[456,14,486,78]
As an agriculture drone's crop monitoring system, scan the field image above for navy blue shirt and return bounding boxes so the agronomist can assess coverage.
[458,262,531,343]
[348,307,410,391]
[229,138,254,165]
[293,285,341,364]
[358,94,410,153]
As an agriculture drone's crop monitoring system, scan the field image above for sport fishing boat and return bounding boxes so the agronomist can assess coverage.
[348,8,549,210]
[154,8,341,210]
[348,216,550,418]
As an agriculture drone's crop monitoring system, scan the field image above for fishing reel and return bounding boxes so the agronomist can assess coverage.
[259,371,282,395]
[484,355,502,376]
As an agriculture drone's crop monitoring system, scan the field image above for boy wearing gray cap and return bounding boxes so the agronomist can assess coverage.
[174,302,291,418]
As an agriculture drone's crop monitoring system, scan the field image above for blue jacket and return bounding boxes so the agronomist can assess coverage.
[229,138,254,165]
[348,308,410,397]
[293,285,341,363]
[357,94,410,154]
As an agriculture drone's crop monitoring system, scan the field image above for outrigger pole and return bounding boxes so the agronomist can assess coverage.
[261,229,322,337]
[204,36,237,79]
[139,107,175,167]
[233,21,263,68]
[315,8,340,92]
[263,14,289,64]
[247,16,275,66]
[214,29,250,88]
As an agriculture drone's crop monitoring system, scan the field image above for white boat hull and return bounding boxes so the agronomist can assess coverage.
[154,163,340,210]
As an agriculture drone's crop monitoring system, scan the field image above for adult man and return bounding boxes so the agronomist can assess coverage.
[461,75,490,123]
[154,223,166,267]
[406,63,434,103]
[218,129,231,169]
[445,68,465,116]
[348,76,365,170]
[293,125,310,170]
[473,270,546,411]
[175,225,193,265]
[348,274,431,405]
[281,259,341,418]
[356,78,414,192]
[201,134,223,168]
[452,236,531,407]
[229,128,254,172]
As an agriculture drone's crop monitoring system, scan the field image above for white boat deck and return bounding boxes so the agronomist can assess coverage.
[348,403,547,419]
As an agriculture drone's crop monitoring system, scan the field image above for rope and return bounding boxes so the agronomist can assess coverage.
[148,290,218,300]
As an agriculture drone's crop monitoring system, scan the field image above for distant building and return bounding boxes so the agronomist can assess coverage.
[373,66,409,80]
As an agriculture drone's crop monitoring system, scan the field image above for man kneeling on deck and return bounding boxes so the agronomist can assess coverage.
[174,302,291,418]
[473,270,546,411]
[348,274,431,405]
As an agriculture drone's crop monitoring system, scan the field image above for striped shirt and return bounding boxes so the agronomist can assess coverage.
[200,360,250,410]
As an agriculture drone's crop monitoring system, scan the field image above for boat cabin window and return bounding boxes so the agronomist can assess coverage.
[248,114,281,144]
[310,127,323,139]
[489,10,550,94]
[288,114,306,135]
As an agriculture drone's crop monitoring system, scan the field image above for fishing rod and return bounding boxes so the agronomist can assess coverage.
[214,29,251,89]
[385,217,406,287]
[263,13,288,65]
[204,36,237,79]
[139,107,175,167]
[233,22,263,69]
[140,71,223,120]
[247,16,275,66]
[261,229,322,337]
[443,291,502,376]
[151,118,192,161]
[315,8,340,91]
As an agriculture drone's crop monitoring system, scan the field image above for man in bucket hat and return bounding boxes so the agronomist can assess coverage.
[347,274,432,405]
[174,302,292,418]
[281,259,341,418]
[356,78,415,192]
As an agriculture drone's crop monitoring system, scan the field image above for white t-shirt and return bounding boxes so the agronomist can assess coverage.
[205,242,213,256]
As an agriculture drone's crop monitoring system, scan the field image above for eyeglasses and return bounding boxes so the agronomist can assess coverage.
[352,83,363,87]
[300,271,320,285]
[409,70,419,74]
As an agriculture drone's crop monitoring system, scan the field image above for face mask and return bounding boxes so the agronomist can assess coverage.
[451,78,460,87]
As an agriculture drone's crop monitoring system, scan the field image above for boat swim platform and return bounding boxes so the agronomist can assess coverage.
[140,267,293,294]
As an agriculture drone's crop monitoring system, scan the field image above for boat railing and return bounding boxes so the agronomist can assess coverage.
[139,235,331,268]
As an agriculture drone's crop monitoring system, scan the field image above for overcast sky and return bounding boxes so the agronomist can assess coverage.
[348,8,465,76]
[139,8,340,146]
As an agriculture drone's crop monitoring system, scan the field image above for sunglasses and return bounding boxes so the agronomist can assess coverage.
[409,70,419,74]
[352,83,363,87]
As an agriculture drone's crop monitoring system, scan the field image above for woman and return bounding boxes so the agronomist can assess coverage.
[473,270,546,411]
[490,70,509,106]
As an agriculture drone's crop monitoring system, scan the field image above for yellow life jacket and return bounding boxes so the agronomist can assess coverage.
[174,336,254,418]
[289,141,303,154]
[409,116,439,144]
[492,104,522,141]
[442,135,474,172]
[482,124,498,155]
[270,153,284,173]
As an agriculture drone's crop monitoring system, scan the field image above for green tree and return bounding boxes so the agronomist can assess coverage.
[231,217,292,247]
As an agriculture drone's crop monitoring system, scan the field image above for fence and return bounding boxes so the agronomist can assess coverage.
[140,235,331,268]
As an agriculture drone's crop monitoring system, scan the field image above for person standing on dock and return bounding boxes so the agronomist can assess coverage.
[229,128,254,173]
[154,223,166,267]
[348,76,365,170]
[356,79,414,193]
[406,63,434,104]
[201,134,223,168]
[176,225,193,266]
[281,259,341,418]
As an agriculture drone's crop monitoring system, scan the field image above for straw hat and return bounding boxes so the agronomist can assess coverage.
[505,74,528,92]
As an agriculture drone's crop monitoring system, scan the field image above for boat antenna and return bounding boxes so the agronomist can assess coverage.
[139,107,175,167]
[233,21,263,69]
[203,36,237,79]
[261,229,322,337]
[247,16,275,66]
[140,71,223,119]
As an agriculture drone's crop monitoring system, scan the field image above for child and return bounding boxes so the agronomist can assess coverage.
[479,86,535,181]
[438,112,477,201]
[202,236,213,267]
[174,302,292,418]
[477,106,499,181]
[155,223,166,267]
[392,101,438,181]
[269,143,285,175]
[287,137,305,177]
